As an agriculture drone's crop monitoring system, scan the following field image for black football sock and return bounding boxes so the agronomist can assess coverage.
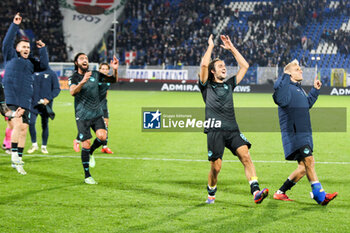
[250,181,260,195]
[207,185,217,197]
[81,148,91,178]
[18,147,24,158]
[90,138,105,154]
[11,142,18,153]
[102,137,107,146]
[278,178,296,194]
[104,128,108,146]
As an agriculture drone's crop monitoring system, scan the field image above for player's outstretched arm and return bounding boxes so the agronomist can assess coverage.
[98,56,119,83]
[2,13,22,61]
[36,40,49,71]
[199,35,214,84]
[110,55,119,82]
[307,76,322,108]
[220,35,249,85]
[31,41,49,72]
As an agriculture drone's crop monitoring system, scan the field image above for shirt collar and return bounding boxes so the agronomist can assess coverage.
[290,80,302,87]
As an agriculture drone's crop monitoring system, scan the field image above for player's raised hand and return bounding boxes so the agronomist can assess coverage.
[220,35,234,50]
[314,76,322,90]
[208,34,214,48]
[82,71,92,83]
[110,56,119,70]
[13,13,22,25]
[36,40,46,48]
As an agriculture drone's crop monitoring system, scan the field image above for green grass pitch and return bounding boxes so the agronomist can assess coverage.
[0,91,349,232]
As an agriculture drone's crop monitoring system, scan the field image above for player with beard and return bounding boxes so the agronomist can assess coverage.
[69,53,118,184]
[73,63,115,154]
[2,13,48,175]
[199,35,268,204]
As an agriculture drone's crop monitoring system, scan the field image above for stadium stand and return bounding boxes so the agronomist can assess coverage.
[0,0,67,65]
[0,0,348,71]
[90,0,349,70]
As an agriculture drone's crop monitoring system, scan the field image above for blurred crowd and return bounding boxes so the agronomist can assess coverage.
[226,0,341,67]
[96,0,348,67]
[100,0,227,66]
[322,29,350,54]
[0,0,67,64]
[1,0,348,68]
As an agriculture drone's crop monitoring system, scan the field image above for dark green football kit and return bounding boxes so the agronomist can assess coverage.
[69,70,114,141]
[198,76,251,161]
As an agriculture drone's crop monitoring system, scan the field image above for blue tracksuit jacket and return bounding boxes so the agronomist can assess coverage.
[31,68,61,114]
[273,73,319,159]
[2,23,49,109]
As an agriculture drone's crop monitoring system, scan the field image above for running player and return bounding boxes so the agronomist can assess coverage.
[69,53,118,184]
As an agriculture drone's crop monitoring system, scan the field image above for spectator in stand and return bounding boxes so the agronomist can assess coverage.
[88,0,346,70]
[233,8,239,20]
[321,29,350,55]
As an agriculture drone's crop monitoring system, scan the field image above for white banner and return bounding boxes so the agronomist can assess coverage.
[126,69,188,80]
[59,0,125,60]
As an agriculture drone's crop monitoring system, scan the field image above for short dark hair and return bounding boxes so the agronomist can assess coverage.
[208,58,221,82]
[16,39,30,46]
[99,62,110,70]
[74,52,86,70]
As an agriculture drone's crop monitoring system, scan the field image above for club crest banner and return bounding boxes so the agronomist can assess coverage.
[59,0,125,60]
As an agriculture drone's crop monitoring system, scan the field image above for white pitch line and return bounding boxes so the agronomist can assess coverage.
[1,154,350,165]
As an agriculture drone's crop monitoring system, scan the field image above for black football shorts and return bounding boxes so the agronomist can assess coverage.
[76,116,106,141]
[207,130,251,161]
[8,105,30,124]
[287,145,313,162]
